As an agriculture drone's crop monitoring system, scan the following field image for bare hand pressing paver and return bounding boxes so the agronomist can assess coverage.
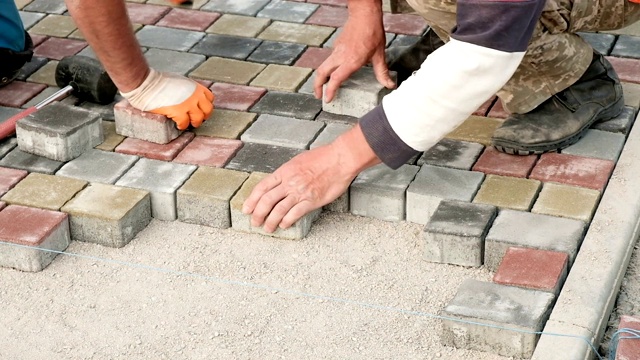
[322,67,396,118]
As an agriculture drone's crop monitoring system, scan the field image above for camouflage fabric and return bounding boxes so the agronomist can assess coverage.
[402,0,640,113]
[383,0,416,13]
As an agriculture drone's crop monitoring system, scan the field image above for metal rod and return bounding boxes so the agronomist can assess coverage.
[34,85,74,109]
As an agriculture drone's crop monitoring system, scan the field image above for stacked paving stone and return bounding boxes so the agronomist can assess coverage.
[2,0,640,357]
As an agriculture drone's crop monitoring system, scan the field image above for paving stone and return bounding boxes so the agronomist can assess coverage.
[611,35,640,59]
[193,109,256,139]
[95,121,125,151]
[487,99,509,119]
[306,5,348,27]
[177,167,249,228]
[115,132,194,162]
[494,247,569,295]
[310,122,352,149]
[294,47,332,69]
[230,172,321,239]
[322,67,395,117]
[251,91,322,120]
[77,95,122,122]
[315,111,358,124]
[174,136,243,168]
[248,41,307,65]
[350,163,419,221]
[382,13,427,35]
[205,14,271,37]
[258,21,335,47]
[0,205,70,272]
[0,108,21,127]
[531,182,601,222]
[115,158,196,220]
[27,60,58,86]
[445,116,504,146]
[607,56,640,84]
[529,153,615,191]
[484,209,586,271]
[29,15,76,37]
[201,0,271,16]
[0,167,28,196]
[210,83,266,111]
[472,97,496,117]
[592,106,637,135]
[28,34,48,48]
[15,0,32,10]
[226,143,303,173]
[250,64,312,92]
[615,315,640,360]
[417,138,484,170]
[441,279,555,358]
[577,32,615,55]
[0,148,63,174]
[19,11,45,30]
[322,27,342,48]
[1,173,87,211]
[125,3,171,25]
[257,0,318,23]
[190,34,262,60]
[406,165,485,225]
[156,8,220,31]
[307,0,347,5]
[114,100,181,144]
[241,114,324,149]
[297,72,316,95]
[144,48,205,76]
[0,202,5,211]
[136,25,204,51]
[23,0,66,13]
[16,103,103,162]
[16,56,49,82]
[561,129,625,161]
[472,147,538,178]
[69,23,144,41]
[56,149,138,185]
[388,34,421,49]
[189,57,265,84]
[473,175,541,211]
[622,82,640,108]
[60,183,151,247]
[0,81,46,107]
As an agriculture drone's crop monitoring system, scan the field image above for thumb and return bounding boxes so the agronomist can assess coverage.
[371,49,396,89]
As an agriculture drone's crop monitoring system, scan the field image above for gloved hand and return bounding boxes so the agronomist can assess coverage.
[121,69,214,130]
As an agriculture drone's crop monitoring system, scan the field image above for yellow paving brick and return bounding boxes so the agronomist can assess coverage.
[189,57,265,85]
[258,21,335,46]
[250,64,312,92]
[473,175,541,211]
[29,15,77,37]
[1,173,87,211]
[532,183,601,222]
[445,116,503,146]
[194,110,257,139]
[206,14,270,37]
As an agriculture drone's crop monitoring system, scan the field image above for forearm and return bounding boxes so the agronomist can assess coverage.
[330,124,381,178]
[65,0,149,92]
[348,0,383,14]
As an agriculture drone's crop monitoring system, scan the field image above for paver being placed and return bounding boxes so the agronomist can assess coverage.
[116,158,196,221]
[144,48,205,75]
[445,116,503,146]
[310,122,352,149]
[473,175,541,211]
[174,136,243,168]
[257,0,318,23]
[561,129,625,161]
[114,100,182,144]
[247,41,307,65]
[61,183,151,248]
[56,149,139,185]
[493,247,569,295]
[230,172,321,240]
[95,121,125,151]
[225,143,304,173]
[0,205,70,272]
[177,167,248,228]
[200,0,270,16]
[251,91,322,120]
[417,138,485,170]
[0,148,64,174]
[441,279,555,358]
[1,173,87,211]
[529,153,615,191]
[406,165,485,225]
[205,14,271,37]
[209,83,266,111]
[258,21,335,47]
[423,200,496,267]
[532,182,601,222]
[190,34,262,60]
[189,57,265,85]
[193,109,256,139]
[484,209,586,271]
[250,64,312,92]
[350,163,419,221]
[614,315,640,360]
[472,147,538,178]
[322,67,396,118]
[115,132,195,162]
[16,103,103,162]
[136,25,205,51]
[0,167,28,196]
[592,106,637,135]
[241,114,324,149]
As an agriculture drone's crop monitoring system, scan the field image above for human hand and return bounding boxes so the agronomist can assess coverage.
[121,69,214,130]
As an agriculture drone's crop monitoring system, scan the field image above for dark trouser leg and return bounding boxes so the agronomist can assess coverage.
[0,0,33,87]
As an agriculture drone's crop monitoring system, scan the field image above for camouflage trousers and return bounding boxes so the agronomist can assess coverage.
[387,0,640,114]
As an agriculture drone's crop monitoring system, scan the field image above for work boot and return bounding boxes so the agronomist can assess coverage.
[492,52,624,155]
[386,28,445,85]
[0,31,33,88]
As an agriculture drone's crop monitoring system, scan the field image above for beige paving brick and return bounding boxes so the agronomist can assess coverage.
[15,0,33,9]
[473,175,541,211]
[96,121,126,151]
[29,15,77,37]
[70,23,142,40]
[258,21,335,46]
[250,64,312,92]
[532,183,600,222]
[189,57,265,85]
[206,14,270,37]
[27,61,58,86]
[445,116,503,146]
[622,82,640,108]
[1,173,87,211]
[194,109,256,139]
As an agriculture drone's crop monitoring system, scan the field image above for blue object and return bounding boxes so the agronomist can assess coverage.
[0,0,26,52]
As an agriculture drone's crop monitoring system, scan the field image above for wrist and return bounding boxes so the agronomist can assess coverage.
[330,124,381,178]
[117,63,151,93]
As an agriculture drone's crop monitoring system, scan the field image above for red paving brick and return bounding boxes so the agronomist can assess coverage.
[0,167,29,196]
[307,0,347,6]
[607,56,640,84]
[34,37,87,60]
[306,5,348,28]
[210,83,266,111]
[126,3,171,25]
[383,13,428,35]
[529,153,615,191]
[174,136,243,167]
[493,247,568,293]
[0,205,67,246]
[473,97,496,116]
[29,34,48,47]
[156,8,220,31]
[294,47,332,69]
[487,98,510,119]
[0,81,46,107]
[616,315,640,360]
[115,132,195,161]
[472,147,538,178]
[0,202,5,211]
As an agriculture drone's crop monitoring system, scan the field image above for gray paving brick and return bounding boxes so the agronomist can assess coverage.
[0,138,18,159]
[423,200,496,266]
[297,72,315,95]
[226,143,303,173]
[250,91,322,120]
[310,122,352,149]
[561,129,625,161]
[247,40,307,65]
[145,48,205,76]
[19,11,45,29]
[257,1,318,23]
[350,163,419,221]
[592,106,637,135]
[611,35,640,59]
[418,138,485,170]
[315,111,358,125]
[114,100,181,144]
[0,148,63,174]
[323,67,396,117]
[484,209,586,271]
[241,114,324,149]
[0,107,21,125]
[116,158,197,221]
[442,279,555,358]
[190,34,262,60]
[56,149,139,184]
[78,95,123,122]
[578,32,616,55]
[136,25,205,51]
[16,56,49,81]
[406,165,485,225]
[201,0,270,16]
[322,27,342,48]
[23,0,66,14]
[388,34,420,48]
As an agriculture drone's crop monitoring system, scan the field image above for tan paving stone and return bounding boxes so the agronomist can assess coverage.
[189,57,265,85]
[96,122,126,151]
[622,82,640,108]
[532,183,600,222]
[15,0,33,9]
[250,64,312,92]
[29,15,77,37]
[69,24,142,40]
[473,175,541,211]
[206,14,270,37]
[27,61,58,86]
[258,21,335,46]
[1,173,87,211]
[445,116,503,146]
[194,109,256,139]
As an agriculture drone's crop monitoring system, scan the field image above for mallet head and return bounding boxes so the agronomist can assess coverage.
[55,55,117,105]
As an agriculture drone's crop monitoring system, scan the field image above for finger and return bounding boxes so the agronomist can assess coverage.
[262,196,298,233]
[371,49,396,89]
[188,106,205,128]
[314,57,339,99]
[324,63,360,103]
[250,185,288,228]
[242,175,282,214]
[171,112,190,130]
[198,95,214,119]
[201,85,215,103]
[280,201,316,230]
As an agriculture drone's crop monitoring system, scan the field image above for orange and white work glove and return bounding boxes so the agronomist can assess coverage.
[121,69,214,130]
